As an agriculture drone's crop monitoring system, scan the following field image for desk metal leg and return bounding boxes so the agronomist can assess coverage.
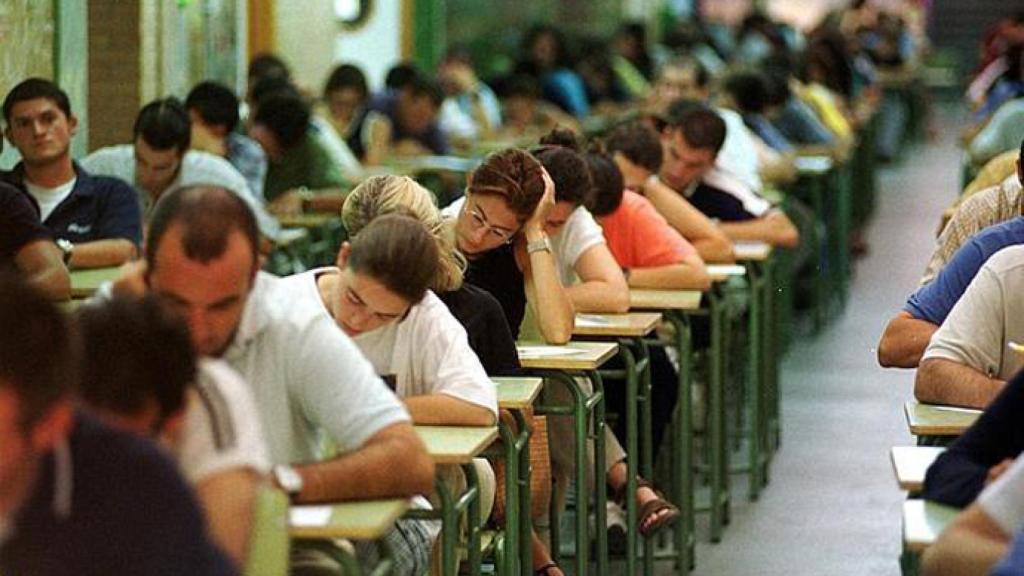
[665,313,694,571]
[709,287,731,542]
[497,417,522,576]
[536,371,605,576]
[465,463,483,576]
[746,262,765,501]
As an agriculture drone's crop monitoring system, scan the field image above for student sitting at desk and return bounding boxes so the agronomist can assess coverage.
[76,295,269,568]
[352,73,450,164]
[583,144,706,512]
[0,274,234,576]
[247,83,350,215]
[604,119,734,263]
[657,103,799,248]
[282,213,499,573]
[878,215,1024,368]
[441,148,678,543]
[109,185,435,576]
[340,175,566,574]
[916,245,1024,409]
[3,78,141,270]
[81,97,280,242]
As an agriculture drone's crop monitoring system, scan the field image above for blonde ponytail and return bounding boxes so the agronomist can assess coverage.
[341,175,466,292]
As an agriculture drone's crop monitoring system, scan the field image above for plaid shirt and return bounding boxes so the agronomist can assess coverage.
[226,133,268,201]
[922,175,1023,284]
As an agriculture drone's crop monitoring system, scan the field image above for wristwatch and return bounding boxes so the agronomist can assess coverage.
[273,464,304,499]
[526,235,551,255]
[55,238,74,266]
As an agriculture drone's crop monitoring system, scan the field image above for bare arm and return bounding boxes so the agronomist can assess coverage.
[641,177,734,263]
[627,254,711,291]
[718,211,800,249]
[915,358,1006,409]
[566,243,630,313]
[922,504,1010,576]
[363,115,393,166]
[404,395,497,427]
[877,311,938,368]
[293,421,434,503]
[14,239,70,301]
[195,469,263,567]
[68,239,137,269]
[521,173,575,344]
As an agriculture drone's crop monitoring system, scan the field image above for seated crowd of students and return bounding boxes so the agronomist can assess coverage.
[0,5,928,575]
[872,11,1024,576]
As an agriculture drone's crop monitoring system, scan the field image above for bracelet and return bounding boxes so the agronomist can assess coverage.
[526,235,551,255]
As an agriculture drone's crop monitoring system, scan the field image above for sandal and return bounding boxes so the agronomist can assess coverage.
[534,562,561,576]
[611,476,681,539]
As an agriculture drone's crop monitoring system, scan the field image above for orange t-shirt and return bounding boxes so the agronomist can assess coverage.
[599,190,696,268]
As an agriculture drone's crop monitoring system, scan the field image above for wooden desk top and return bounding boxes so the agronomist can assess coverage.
[516,341,619,371]
[70,266,122,298]
[415,425,498,464]
[891,446,944,492]
[290,499,411,540]
[385,155,479,173]
[904,401,980,437]
[903,499,958,553]
[629,289,702,311]
[732,241,773,262]
[572,312,661,338]
[707,264,747,282]
[493,377,543,410]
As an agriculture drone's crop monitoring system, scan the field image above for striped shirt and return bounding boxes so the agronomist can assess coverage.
[922,175,1023,285]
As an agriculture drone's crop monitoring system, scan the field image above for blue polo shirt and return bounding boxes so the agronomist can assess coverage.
[905,216,1024,324]
[5,163,142,247]
[0,411,235,576]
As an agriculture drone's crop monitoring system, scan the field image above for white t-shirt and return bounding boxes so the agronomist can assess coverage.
[923,244,1024,381]
[978,453,1024,535]
[714,107,763,194]
[281,269,497,416]
[81,145,281,240]
[25,178,76,222]
[174,359,271,484]
[550,206,607,286]
[222,272,410,465]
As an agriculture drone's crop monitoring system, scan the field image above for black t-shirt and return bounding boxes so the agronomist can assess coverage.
[439,283,521,376]
[0,181,50,270]
[0,412,236,576]
[687,182,760,222]
[462,243,528,341]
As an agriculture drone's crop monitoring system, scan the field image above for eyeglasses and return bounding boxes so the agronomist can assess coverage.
[464,199,516,244]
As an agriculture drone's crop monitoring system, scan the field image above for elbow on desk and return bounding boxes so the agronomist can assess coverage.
[913,360,945,405]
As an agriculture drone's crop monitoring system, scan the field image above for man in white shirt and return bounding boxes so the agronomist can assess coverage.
[114,185,434,576]
[3,78,141,269]
[81,97,280,242]
[917,245,1024,409]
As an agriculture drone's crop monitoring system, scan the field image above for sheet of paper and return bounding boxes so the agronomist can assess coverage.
[517,346,586,358]
[575,314,613,327]
[932,406,982,415]
[289,506,333,527]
